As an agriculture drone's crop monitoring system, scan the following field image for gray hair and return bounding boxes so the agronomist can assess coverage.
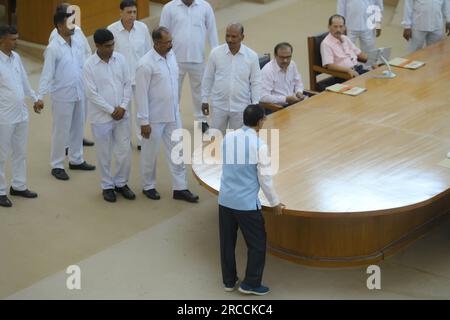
[226,22,244,35]
[152,26,170,41]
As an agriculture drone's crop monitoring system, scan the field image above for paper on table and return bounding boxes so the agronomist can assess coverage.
[326,83,366,96]
[389,57,425,69]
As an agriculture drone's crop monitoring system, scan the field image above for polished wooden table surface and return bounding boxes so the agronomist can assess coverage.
[193,38,450,267]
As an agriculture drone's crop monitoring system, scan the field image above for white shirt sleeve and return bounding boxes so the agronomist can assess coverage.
[143,24,153,54]
[18,57,38,103]
[79,28,92,60]
[260,66,286,104]
[37,47,57,101]
[159,6,171,29]
[257,143,280,207]
[375,0,384,26]
[206,5,219,49]
[83,62,115,115]
[445,0,450,23]
[250,55,262,104]
[135,64,151,126]
[337,0,346,17]
[201,52,216,103]
[294,67,304,95]
[402,0,414,29]
[120,60,132,111]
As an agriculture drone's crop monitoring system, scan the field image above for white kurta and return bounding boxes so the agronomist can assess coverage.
[160,0,219,123]
[402,0,450,52]
[135,49,187,191]
[108,20,152,145]
[337,0,384,52]
[0,51,37,195]
[83,52,133,190]
[202,43,261,133]
[38,33,86,169]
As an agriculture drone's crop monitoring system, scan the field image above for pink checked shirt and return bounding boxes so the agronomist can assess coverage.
[320,33,361,69]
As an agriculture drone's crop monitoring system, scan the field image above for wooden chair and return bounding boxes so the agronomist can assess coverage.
[307,32,351,92]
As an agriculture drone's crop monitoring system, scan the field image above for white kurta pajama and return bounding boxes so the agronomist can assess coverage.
[108,20,152,147]
[38,33,87,170]
[83,52,132,190]
[402,0,450,52]
[0,51,38,195]
[160,0,219,123]
[201,43,261,135]
[135,49,188,192]
[50,26,92,143]
[337,0,384,53]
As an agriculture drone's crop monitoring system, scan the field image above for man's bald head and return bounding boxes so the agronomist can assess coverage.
[226,22,244,35]
[226,22,244,54]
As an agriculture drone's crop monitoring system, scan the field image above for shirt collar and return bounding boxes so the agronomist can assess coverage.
[225,44,244,56]
[241,126,257,135]
[55,33,72,46]
[150,48,172,62]
[94,52,116,64]
[271,59,292,73]
[118,20,136,32]
[0,50,14,63]
[176,0,198,7]
[327,32,345,45]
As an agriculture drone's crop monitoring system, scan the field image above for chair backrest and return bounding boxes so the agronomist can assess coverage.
[307,32,329,91]
[259,53,271,70]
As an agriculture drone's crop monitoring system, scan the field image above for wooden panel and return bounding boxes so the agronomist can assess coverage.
[16,0,150,45]
[192,38,450,267]
[0,0,13,24]
[17,0,58,45]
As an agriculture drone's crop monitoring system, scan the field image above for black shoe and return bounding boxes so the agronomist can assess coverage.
[173,190,199,203]
[10,187,38,198]
[143,189,161,200]
[52,168,70,181]
[115,185,136,200]
[69,161,96,171]
[102,189,116,203]
[83,138,95,147]
[0,195,12,207]
[202,122,209,134]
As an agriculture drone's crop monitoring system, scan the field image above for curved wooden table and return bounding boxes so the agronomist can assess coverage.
[193,39,450,267]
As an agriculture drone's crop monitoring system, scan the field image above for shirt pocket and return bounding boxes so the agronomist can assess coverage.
[235,60,251,81]
[112,67,124,84]
[191,11,206,29]
[133,38,146,57]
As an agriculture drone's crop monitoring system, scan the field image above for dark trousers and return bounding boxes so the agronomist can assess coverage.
[354,64,369,75]
[219,205,267,288]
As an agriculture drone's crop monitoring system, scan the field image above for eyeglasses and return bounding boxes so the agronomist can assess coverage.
[157,40,173,45]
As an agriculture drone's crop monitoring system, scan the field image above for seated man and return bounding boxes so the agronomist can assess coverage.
[321,14,369,80]
[260,42,305,110]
